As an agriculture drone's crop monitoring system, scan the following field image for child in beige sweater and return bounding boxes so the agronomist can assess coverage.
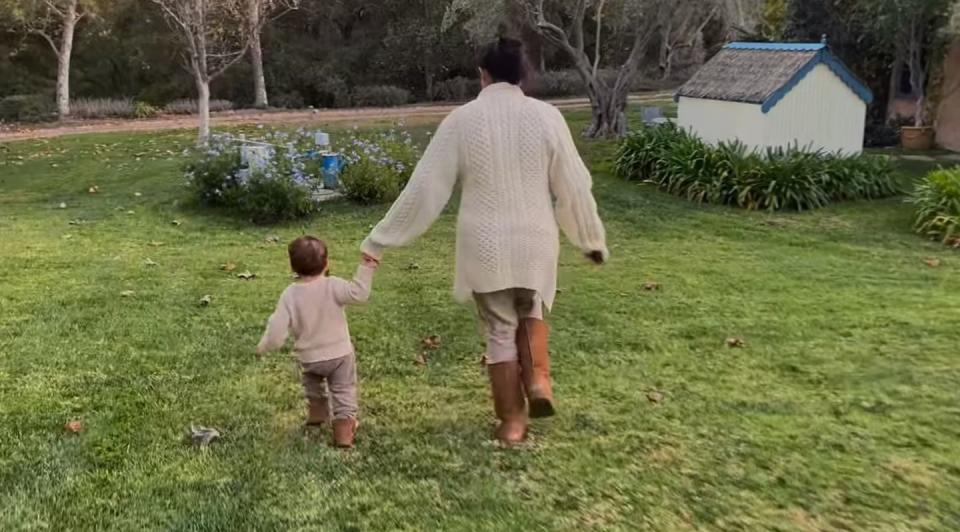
[256,235,378,448]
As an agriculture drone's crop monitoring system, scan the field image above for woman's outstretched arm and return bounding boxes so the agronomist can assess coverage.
[361,112,461,260]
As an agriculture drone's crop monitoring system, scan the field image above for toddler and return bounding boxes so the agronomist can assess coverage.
[256,235,378,448]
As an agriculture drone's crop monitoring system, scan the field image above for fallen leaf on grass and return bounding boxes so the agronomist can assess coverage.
[643,282,661,291]
[120,290,136,298]
[422,335,442,350]
[199,295,213,307]
[59,202,67,209]
[126,210,135,215]
[220,262,237,272]
[88,185,99,194]
[149,241,165,247]
[68,219,85,225]
[134,192,142,197]
[171,220,182,226]
[186,425,221,448]
[923,257,941,268]
[143,258,158,267]
[726,337,745,348]
[647,391,665,404]
[414,353,428,366]
[237,271,257,280]
[405,262,421,271]
[264,235,281,244]
[64,420,83,433]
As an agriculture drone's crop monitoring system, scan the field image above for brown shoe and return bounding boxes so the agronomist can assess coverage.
[487,361,527,445]
[333,418,358,448]
[305,397,331,426]
[517,318,555,418]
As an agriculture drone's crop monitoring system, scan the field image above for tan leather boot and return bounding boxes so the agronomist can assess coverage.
[333,418,358,448]
[487,361,527,445]
[517,318,555,418]
[305,397,331,426]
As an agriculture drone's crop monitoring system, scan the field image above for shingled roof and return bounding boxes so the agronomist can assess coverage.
[675,43,873,113]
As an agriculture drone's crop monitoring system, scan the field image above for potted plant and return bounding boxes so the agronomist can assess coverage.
[873,0,954,150]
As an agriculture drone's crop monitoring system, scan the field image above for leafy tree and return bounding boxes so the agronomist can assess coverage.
[152,0,251,145]
[246,0,299,108]
[5,0,91,118]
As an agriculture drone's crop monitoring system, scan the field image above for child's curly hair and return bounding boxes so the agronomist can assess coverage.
[288,236,328,277]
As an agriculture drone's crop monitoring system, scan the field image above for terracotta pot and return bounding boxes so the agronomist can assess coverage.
[900,126,935,151]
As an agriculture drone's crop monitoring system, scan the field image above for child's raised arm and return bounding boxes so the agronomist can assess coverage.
[331,255,379,306]
[256,293,292,357]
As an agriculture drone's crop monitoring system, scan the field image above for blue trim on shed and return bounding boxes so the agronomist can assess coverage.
[760,49,873,113]
[726,42,826,51]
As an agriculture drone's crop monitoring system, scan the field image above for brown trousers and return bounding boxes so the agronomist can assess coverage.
[474,289,544,365]
[300,353,358,420]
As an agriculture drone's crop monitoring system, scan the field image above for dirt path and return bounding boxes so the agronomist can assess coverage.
[0,93,672,143]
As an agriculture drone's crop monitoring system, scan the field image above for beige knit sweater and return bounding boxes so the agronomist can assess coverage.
[256,264,375,363]
[361,83,607,309]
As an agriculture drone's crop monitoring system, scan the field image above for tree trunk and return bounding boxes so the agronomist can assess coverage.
[249,1,268,109]
[56,0,79,119]
[887,59,902,121]
[196,76,211,147]
[584,80,628,138]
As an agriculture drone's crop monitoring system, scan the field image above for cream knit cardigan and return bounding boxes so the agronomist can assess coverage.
[361,83,607,310]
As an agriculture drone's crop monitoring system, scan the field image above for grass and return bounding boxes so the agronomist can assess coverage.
[1,112,959,531]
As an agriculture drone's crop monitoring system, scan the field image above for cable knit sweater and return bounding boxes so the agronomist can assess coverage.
[361,82,607,310]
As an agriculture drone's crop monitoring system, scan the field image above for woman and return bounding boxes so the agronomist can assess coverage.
[361,37,608,444]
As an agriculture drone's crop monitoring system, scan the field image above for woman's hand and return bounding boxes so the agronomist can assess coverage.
[362,253,380,268]
[585,250,605,265]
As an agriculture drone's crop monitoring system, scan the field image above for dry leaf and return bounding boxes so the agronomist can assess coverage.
[406,262,421,271]
[134,192,142,197]
[149,241,165,247]
[59,202,67,209]
[220,262,237,272]
[88,186,99,194]
[186,425,221,448]
[265,235,281,243]
[923,257,941,268]
[726,337,745,348]
[414,353,428,366]
[120,290,136,297]
[647,391,665,404]
[199,295,213,307]
[143,258,158,267]
[171,220,182,226]
[64,420,83,433]
[422,335,442,350]
[237,271,257,280]
[126,210,135,215]
[643,282,661,291]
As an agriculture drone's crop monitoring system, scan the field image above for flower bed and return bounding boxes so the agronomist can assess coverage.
[183,125,421,223]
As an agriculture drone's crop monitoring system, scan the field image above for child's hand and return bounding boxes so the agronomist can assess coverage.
[255,346,266,360]
[361,253,380,268]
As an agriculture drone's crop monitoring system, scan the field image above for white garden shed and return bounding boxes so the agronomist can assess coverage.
[675,42,873,154]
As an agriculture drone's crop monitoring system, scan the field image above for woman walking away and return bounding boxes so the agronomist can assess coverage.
[361,37,608,445]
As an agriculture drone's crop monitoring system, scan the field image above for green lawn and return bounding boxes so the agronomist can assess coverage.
[1,113,958,531]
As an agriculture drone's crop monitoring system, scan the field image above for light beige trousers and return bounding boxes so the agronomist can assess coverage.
[300,353,358,420]
[474,289,544,365]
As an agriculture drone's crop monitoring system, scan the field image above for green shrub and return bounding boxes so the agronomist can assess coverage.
[134,101,160,119]
[909,166,960,244]
[615,123,899,211]
[352,85,410,108]
[164,99,234,115]
[338,126,422,204]
[433,76,480,102]
[72,98,136,119]
[0,94,55,123]
[184,130,321,224]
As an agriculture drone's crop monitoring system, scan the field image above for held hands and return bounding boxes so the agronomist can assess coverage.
[361,253,380,268]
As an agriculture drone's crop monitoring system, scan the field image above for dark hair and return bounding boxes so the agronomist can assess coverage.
[479,37,527,85]
[288,236,328,277]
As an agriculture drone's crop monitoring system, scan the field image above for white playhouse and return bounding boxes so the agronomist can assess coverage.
[675,42,873,154]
